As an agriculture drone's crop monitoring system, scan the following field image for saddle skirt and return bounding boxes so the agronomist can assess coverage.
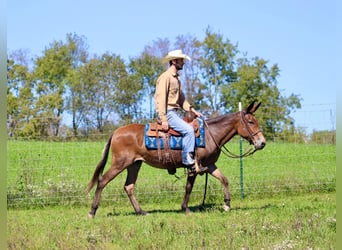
[144,118,206,150]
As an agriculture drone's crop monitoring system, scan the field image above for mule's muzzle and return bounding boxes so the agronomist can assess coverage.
[255,141,266,150]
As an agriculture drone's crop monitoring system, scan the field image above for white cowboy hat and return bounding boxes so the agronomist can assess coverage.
[162,49,191,64]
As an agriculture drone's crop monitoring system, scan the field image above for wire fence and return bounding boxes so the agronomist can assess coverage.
[7,105,336,208]
[291,103,336,133]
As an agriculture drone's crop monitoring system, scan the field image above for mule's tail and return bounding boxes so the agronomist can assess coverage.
[87,134,112,193]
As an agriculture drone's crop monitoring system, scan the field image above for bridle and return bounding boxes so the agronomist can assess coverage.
[203,111,261,158]
[240,111,263,145]
[201,110,262,207]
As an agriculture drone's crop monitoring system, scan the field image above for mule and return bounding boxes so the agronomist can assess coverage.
[87,101,266,217]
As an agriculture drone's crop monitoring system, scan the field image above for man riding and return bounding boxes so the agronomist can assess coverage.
[154,49,208,175]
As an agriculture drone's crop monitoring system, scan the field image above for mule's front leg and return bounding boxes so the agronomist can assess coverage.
[209,164,231,211]
[124,184,147,215]
[181,173,197,213]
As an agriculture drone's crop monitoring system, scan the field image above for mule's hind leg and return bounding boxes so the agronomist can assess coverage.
[88,166,125,218]
[124,161,146,215]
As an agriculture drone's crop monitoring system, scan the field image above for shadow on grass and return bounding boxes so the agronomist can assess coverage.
[106,203,278,217]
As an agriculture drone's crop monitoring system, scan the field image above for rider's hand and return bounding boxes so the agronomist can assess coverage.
[191,108,203,118]
[161,121,169,131]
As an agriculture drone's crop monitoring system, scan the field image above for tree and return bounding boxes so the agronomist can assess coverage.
[113,74,144,125]
[199,27,238,116]
[128,52,164,120]
[143,37,170,60]
[33,33,89,137]
[80,53,127,132]
[33,41,70,136]
[311,130,336,144]
[65,69,85,136]
[7,30,303,140]
[221,56,302,139]
[7,51,36,138]
[64,33,89,136]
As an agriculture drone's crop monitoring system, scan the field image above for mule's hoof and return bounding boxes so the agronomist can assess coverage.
[88,213,95,219]
[223,205,231,212]
[182,206,192,214]
[138,210,148,216]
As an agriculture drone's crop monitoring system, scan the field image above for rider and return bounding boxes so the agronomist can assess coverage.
[154,49,208,175]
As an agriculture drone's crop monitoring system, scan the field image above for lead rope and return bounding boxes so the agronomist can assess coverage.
[202,171,209,208]
[200,114,257,208]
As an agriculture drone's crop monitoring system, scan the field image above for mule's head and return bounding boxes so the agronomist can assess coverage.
[238,101,266,150]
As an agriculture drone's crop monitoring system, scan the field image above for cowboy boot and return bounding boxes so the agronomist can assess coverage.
[182,152,196,176]
[185,152,208,176]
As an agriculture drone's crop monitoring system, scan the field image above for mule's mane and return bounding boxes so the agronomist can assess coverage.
[205,111,237,126]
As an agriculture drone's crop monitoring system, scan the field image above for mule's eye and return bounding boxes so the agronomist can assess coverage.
[248,120,254,125]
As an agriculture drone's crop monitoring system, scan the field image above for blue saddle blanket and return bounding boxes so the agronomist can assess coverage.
[144,118,205,150]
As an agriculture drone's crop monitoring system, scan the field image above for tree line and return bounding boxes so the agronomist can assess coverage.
[7,27,303,140]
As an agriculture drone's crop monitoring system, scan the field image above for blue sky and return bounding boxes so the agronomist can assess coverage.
[7,0,337,132]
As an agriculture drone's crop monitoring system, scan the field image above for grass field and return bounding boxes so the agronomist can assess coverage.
[7,140,336,249]
[7,193,336,249]
[7,140,336,207]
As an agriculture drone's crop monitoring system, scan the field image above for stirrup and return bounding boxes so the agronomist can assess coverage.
[186,161,208,176]
[194,160,208,175]
[187,165,197,176]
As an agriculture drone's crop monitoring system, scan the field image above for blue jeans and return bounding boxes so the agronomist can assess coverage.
[167,110,195,165]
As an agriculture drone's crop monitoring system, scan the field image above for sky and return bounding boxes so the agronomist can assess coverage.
[7,0,337,133]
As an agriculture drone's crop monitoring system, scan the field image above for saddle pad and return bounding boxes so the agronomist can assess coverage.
[144,118,205,150]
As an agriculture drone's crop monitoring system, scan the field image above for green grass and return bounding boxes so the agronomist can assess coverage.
[7,192,336,249]
[7,140,336,249]
[7,140,336,208]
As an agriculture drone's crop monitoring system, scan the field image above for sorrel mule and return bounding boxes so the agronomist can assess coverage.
[87,101,266,218]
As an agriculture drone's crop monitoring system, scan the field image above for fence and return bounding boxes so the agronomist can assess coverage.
[7,106,336,208]
[291,103,336,133]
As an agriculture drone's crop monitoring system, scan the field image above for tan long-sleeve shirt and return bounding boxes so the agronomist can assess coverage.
[155,68,192,122]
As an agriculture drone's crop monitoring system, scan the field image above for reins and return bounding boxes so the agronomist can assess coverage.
[202,111,258,159]
[200,111,259,208]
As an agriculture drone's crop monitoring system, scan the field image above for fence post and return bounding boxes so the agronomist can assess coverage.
[239,102,245,199]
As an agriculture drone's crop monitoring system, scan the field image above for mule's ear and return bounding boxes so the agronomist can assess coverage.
[246,100,256,113]
[246,101,261,114]
[253,102,261,113]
